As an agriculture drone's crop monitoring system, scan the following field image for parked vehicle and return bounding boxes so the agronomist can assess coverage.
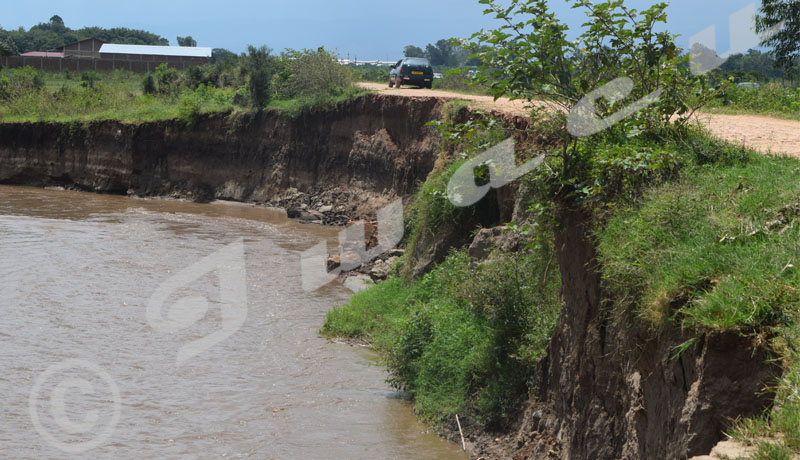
[433,72,443,79]
[389,57,434,89]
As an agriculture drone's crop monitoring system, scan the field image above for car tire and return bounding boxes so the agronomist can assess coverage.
[395,79,401,89]
[388,78,394,88]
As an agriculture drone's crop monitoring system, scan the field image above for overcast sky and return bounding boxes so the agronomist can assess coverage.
[3,0,762,59]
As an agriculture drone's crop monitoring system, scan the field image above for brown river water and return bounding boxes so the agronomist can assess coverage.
[0,185,467,460]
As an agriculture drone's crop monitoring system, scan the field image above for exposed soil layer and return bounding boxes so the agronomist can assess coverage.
[450,207,779,460]
[0,94,445,220]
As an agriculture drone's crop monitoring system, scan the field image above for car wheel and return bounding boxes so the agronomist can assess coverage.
[388,78,394,88]
[395,79,401,89]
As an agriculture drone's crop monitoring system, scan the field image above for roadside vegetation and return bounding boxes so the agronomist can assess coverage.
[0,47,362,123]
[705,82,800,119]
[324,0,800,455]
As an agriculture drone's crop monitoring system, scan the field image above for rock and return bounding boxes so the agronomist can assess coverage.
[344,274,374,292]
[318,205,333,213]
[326,255,341,272]
[286,207,303,219]
[387,248,405,258]
[709,440,755,459]
[468,226,523,262]
[369,257,398,280]
[297,210,324,222]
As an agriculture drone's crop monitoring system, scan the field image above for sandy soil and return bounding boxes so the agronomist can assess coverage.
[694,112,800,157]
[358,82,800,157]
[357,82,533,115]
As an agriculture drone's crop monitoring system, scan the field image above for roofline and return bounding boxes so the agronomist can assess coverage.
[56,37,105,50]
[98,44,212,58]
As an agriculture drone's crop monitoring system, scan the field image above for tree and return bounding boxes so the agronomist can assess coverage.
[0,36,18,56]
[49,15,64,28]
[177,36,197,47]
[469,0,712,194]
[211,48,237,67]
[142,74,156,95]
[0,17,169,54]
[277,47,354,99]
[404,45,424,58]
[424,39,459,66]
[756,0,800,71]
[244,45,276,108]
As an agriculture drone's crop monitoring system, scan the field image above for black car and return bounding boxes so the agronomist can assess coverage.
[389,57,434,89]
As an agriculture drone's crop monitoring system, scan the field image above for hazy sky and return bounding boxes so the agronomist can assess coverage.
[3,0,762,59]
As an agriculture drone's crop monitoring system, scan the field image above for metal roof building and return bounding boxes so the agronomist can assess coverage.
[99,44,212,58]
[4,39,212,73]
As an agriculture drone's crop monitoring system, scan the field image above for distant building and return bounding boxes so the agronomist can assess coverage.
[19,51,65,58]
[2,38,212,72]
[58,38,105,59]
[99,43,212,65]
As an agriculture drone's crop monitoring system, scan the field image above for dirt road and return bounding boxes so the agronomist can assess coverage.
[358,82,800,157]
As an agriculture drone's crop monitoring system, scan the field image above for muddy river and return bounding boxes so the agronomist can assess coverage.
[0,186,466,459]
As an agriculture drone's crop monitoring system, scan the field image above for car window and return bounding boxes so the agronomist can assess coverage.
[405,58,430,67]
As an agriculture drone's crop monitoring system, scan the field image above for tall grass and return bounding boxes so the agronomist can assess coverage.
[597,134,800,450]
[0,68,235,123]
[322,247,560,427]
[0,51,363,123]
[706,82,800,119]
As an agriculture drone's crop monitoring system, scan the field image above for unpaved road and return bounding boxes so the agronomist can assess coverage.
[358,82,800,157]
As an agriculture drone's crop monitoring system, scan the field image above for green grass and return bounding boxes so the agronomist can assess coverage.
[598,150,800,332]
[706,83,800,119]
[0,67,368,124]
[265,85,370,118]
[752,441,795,460]
[0,68,236,123]
[701,105,800,122]
[322,246,560,427]
[596,135,800,452]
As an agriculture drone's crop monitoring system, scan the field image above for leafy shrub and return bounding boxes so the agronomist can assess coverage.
[0,66,43,100]
[244,45,276,108]
[276,47,354,100]
[708,82,800,116]
[142,74,156,95]
[80,71,100,89]
[351,64,390,83]
[177,90,203,125]
[155,63,179,96]
[432,69,490,95]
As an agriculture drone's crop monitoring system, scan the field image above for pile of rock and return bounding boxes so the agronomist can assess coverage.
[327,248,405,282]
[267,187,356,226]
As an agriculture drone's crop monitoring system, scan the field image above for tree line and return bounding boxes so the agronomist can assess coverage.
[0,15,200,54]
[403,39,483,67]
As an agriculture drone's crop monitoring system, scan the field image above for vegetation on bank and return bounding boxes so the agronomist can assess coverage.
[323,248,560,426]
[324,0,800,456]
[597,136,800,454]
[0,47,362,123]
